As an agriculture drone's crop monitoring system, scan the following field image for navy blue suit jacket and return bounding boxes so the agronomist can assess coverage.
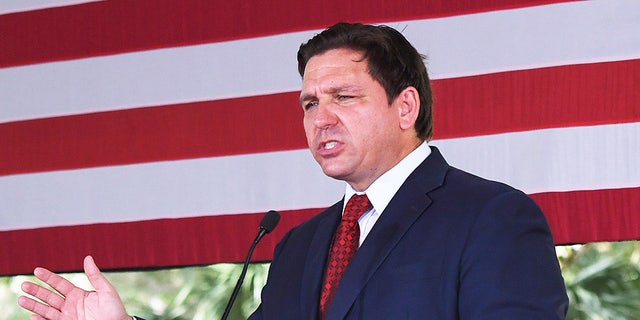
[249,147,568,319]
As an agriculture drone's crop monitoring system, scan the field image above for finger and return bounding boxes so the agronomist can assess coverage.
[33,267,78,297]
[21,281,65,310]
[18,295,61,320]
[84,255,117,293]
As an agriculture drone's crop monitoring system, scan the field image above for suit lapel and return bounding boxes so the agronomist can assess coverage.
[327,147,450,319]
[300,201,344,319]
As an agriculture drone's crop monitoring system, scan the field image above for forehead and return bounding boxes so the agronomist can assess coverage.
[300,49,372,94]
[303,48,368,78]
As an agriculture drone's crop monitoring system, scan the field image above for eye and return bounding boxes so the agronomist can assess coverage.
[303,100,318,111]
[335,95,357,106]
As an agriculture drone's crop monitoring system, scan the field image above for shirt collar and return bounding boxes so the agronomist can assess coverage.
[344,141,431,214]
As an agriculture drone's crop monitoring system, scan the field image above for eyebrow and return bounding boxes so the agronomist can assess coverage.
[299,93,315,105]
[299,85,362,104]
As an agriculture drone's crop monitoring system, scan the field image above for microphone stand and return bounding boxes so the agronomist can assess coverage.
[221,211,280,320]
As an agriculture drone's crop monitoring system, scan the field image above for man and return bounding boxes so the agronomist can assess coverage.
[250,22,568,319]
[19,22,568,319]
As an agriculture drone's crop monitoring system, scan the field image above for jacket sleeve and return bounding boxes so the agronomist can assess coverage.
[458,190,569,319]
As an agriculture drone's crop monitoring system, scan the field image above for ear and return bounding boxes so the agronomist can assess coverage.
[395,86,420,131]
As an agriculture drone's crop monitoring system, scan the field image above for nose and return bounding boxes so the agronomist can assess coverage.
[312,103,338,129]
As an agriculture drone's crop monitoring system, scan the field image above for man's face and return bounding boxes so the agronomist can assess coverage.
[300,48,411,191]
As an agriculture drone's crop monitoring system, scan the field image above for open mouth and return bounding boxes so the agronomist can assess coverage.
[324,141,338,149]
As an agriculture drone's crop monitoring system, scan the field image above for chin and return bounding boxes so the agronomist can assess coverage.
[321,166,349,181]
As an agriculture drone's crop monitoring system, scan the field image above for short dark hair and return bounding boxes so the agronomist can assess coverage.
[297,22,434,141]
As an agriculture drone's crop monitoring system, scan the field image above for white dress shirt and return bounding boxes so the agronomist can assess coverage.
[343,142,431,246]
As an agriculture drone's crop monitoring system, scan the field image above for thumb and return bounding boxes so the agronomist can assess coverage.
[84,255,117,292]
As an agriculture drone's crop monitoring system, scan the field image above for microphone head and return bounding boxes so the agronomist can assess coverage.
[260,210,281,234]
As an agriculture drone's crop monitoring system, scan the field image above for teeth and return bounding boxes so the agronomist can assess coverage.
[324,141,337,149]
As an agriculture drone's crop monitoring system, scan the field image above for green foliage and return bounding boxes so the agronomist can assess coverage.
[117,263,270,320]
[558,241,640,320]
[2,242,639,320]
[0,275,31,319]
[0,263,269,320]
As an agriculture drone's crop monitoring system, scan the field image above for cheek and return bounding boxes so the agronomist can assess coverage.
[303,122,319,152]
[357,116,396,150]
[302,118,312,139]
[304,136,315,151]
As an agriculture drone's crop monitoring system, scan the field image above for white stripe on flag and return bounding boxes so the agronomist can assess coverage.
[2,0,639,123]
[0,149,343,231]
[433,122,640,194]
[0,0,102,15]
[2,122,638,231]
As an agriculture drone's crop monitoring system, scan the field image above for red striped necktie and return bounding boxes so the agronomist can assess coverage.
[319,194,372,319]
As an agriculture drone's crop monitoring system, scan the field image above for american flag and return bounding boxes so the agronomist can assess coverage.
[1,0,639,275]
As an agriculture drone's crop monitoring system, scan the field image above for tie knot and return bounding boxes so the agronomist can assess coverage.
[344,194,372,222]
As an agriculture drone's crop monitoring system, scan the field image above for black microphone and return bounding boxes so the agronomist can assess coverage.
[221,210,280,320]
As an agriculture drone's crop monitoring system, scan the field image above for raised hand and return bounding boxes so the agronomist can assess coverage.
[18,255,131,320]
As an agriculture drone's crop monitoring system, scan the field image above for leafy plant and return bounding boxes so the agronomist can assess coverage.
[558,241,640,320]
[117,263,270,320]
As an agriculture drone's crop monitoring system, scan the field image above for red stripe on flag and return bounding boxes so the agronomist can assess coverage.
[0,208,322,276]
[0,0,576,68]
[431,59,640,138]
[1,92,307,175]
[2,59,638,176]
[531,187,640,245]
[2,187,637,275]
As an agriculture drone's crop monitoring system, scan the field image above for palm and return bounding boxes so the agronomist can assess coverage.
[57,289,118,319]
[19,256,129,320]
